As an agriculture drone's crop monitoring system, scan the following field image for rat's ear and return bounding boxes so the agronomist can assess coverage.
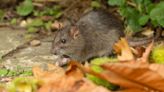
[69,26,79,39]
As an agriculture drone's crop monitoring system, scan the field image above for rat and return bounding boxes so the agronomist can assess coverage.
[51,10,155,65]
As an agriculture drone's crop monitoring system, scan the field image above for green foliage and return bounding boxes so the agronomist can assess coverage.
[0,9,5,21]
[34,5,62,19]
[0,67,32,77]
[16,0,34,16]
[151,45,164,64]
[139,15,149,25]
[91,1,101,9]
[27,19,44,27]
[27,27,38,33]
[7,77,39,92]
[150,2,164,27]
[108,0,125,6]
[90,57,118,65]
[10,18,17,25]
[0,69,8,77]
[108,0,164,32]
[44,21,52,31]
[87,57,118,90]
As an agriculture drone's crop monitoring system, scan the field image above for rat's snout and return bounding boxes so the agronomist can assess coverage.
[51,46,59,55]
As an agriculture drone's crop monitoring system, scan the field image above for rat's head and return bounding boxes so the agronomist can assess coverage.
[51,25,85,60]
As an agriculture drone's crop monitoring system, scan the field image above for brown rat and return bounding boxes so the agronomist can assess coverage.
[51,10,154,65]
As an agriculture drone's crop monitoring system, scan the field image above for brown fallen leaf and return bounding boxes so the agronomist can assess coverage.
[32,64,65,84]
[114,38,134,61]
[38,76,110,92]
[131,46,145,58]
[0,85,7,92]
[33,62,110,92]
[71,60,164,92]
[140,40,154,63]
[120,88,149,92]
[66,61,85,80]
[100,62,164,92]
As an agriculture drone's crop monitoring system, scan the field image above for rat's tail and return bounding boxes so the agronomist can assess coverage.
[127,29,162,47]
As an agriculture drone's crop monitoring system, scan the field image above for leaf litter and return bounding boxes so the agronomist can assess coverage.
[1,38,164,92]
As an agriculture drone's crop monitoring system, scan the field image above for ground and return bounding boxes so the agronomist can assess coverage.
[0,28,57,70]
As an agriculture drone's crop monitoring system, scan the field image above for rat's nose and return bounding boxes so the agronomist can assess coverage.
[50,47,59,55]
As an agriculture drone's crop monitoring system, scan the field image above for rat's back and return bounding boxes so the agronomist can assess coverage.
[75,10,124,58]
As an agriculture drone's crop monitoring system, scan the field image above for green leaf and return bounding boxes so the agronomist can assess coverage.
[127,18,141,32]
[10,18,17,25]
[44,21,52,31]
[146,4,155,14]
[143,0,152,5]
[16,0,34,16]
[132,0,143,4]
[27,27,38,33]
[20,70,33,76]
[139,15,149,25]
[151,20,158,27]
[87,74,118,90]
[54,12,62,19]
[108,0,125,6]
[28,19,43,27]
[91,1,101,8]
[86,57,119,90]
[91,57,118,65]
[150,1,164,27]
[0,9,4,21]
[0,69,8,77]
[120,6,141,31]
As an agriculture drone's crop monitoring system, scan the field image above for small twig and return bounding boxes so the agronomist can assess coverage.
[1,38,36,59]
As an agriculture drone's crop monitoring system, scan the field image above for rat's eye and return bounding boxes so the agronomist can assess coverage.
[61,39,66,43]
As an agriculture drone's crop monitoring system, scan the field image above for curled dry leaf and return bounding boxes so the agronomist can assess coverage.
[0,85,7,92]
[66,61,85,80]
[113,38,134,61]
[32,64,65,84]
[139,41,154,63]
[38,76,110,92]
[33,62,110,92]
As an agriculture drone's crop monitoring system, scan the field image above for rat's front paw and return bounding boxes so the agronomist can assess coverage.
[55,57,70,66]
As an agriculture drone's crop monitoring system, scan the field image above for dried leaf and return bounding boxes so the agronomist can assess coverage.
[120,88,148,92]
[114,38,134,61]
[0,85,7,92]
[32,64,65,84]
[66,61,84,79]
[140,41,154,63]
[99,62,164,91]
[38,76,110,92]
[37,62,110,92]
[131,47,145,58]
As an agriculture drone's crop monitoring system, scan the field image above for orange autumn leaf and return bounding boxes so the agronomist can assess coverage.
[114,38,134,61]
[100,62,164,91]
[33,62,110,92]
[32,64,65,84]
